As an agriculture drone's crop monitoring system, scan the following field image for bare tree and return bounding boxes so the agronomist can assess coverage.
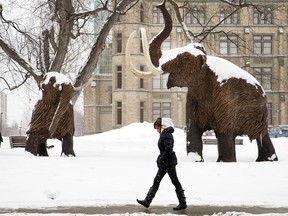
[0,0,138,103]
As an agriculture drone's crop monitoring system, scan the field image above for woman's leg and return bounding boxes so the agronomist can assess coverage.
[167,166,182,190]
[136,168,166,208]
[152,168,166,190]
[167,166,187,210]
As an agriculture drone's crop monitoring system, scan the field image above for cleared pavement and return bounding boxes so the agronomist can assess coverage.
[1,205,288,215]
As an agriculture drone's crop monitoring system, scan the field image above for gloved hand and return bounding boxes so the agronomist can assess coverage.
[157,156,165,169]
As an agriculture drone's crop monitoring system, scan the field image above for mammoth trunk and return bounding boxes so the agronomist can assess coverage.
[49,84,74,137]
[149,0,173,67]
[125,0,173,78]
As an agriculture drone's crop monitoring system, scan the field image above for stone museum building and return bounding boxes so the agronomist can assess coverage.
[84,0,288,134]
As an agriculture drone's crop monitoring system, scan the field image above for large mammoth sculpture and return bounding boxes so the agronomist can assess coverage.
[126,0,278,162]
[25,72,75,157]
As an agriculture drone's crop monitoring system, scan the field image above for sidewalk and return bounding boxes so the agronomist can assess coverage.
[1,205,288,215]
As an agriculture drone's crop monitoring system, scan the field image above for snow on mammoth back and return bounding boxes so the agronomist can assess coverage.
[206,56,264,95]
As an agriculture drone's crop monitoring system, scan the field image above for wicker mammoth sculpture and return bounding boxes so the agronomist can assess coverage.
[25,72,75,156]
[126,0,278,162]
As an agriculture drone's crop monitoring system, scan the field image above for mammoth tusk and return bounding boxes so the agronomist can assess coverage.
[125,29,163,78]
[125,30,153,78]
[139,28,163,76]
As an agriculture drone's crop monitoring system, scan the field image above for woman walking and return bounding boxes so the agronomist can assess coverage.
[136,117,187,210]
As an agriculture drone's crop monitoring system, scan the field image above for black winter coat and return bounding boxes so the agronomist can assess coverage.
[156,126,178,169]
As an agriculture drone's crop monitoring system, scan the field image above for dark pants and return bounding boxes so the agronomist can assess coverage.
[152,166,183,191]
[140,165,186,206]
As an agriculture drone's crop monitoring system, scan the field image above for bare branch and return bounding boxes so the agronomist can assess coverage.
[49,0,74,72]
[0,9,38,46]
[70,0,109,20]
[73,0,139,96]
[0,37,42,84]
[0,74,30,91]
[167,0,193,42]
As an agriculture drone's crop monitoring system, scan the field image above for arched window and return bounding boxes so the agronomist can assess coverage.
[220,7,238,24]
[253,7,272,24]
[152,6,171,24]
[185,7,205,25]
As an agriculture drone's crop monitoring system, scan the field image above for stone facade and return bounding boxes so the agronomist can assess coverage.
[84,75,112,134]
[83,0,288,134]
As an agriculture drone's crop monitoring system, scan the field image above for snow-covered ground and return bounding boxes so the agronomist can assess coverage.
[0,122,288,216]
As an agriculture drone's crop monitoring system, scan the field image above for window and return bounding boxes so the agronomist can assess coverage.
[162,74,168,89]
[140,78,144,89]
[116,32,122,53]
[153,75,161,89]
[152,6,170,24]
[220,35,238,55]
[116,65,122,89]
[253,67,272,90]
[140,66,144,89]
[116,102,122,125]
[185,7,205,25]
[95,43,112,75]
[253,7,272,24]
[140,4,144,23]
[152,6,163,24]
[140,102,144,122]
[162,102,171,117]
[153,102,161,119]
[153,74,168,90]
[140,33,143,53]
[253,35,272,55]
[162,36,171,50]
[152,102,171,120]
[220,7,238,24]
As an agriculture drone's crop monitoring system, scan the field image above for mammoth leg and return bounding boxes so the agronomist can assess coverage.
[25,133,42,156]
[217,132,236,162]
[37,138,48,156]
[186,124,204,162]
[61,133,75,157]
[256,133,278,162]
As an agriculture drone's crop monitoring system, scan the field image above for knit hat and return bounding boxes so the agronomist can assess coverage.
[161,117,174,129]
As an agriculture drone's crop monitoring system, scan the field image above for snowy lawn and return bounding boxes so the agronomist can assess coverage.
[0,122,288,216]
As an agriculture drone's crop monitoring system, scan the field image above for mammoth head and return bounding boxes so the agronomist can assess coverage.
[125,1,207,89]
[40,72,74,137]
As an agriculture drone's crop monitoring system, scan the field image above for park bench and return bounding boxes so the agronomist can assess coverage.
[202,138,243,145]
[9,136,27,148]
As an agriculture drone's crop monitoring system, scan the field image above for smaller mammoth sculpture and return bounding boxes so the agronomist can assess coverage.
[126,0,278,162]
[25,72,75,157]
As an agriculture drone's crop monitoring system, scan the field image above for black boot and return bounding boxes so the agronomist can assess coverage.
[136,187,157,208]
[173,189,187,210]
